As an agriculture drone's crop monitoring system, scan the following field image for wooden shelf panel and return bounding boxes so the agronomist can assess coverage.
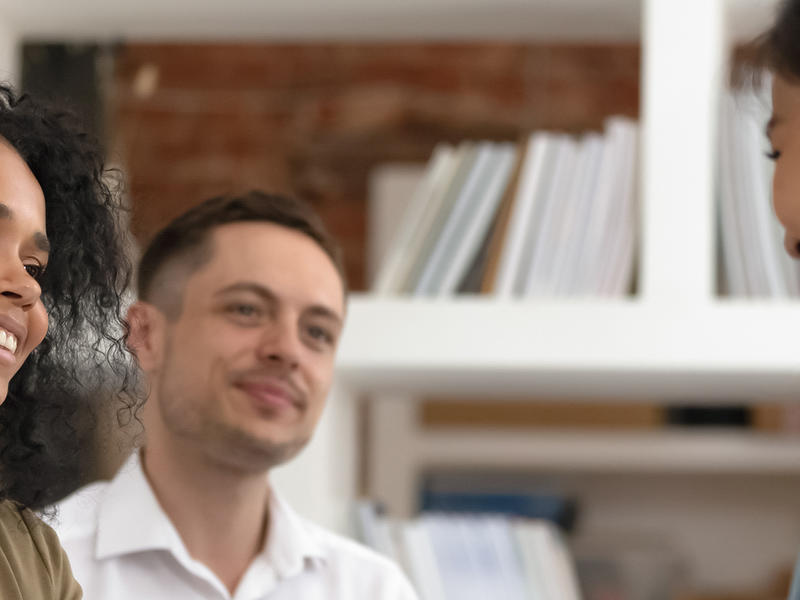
[411,428,800,473]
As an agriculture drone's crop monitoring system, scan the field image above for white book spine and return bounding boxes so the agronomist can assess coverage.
[401,519,447,600]
[415,143,496,296]
[372,145,455,295]
[551,134,605,296]
[437,143,517,295]
[493,133,552,298]
[603,119,639,297]
[523,137,579,296]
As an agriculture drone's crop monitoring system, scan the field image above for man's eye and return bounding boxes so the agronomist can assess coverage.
[766,149,782,161]
[307,325,333,344]
[24,263,44,280]
[229,304,260,317]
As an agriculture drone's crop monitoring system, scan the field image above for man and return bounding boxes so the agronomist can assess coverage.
[54,191,418,600]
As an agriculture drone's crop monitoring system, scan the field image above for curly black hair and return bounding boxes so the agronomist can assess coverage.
[0,84,139,509]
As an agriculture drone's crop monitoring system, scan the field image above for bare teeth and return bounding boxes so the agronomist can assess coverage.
[0,330,18,354]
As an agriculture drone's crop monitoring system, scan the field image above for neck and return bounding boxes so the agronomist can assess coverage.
[141,433,271,594]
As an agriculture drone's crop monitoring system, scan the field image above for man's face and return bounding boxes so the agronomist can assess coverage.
[145,222,345,471]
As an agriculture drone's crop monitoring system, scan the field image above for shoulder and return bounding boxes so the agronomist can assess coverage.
[300,517,417,597]
[0,499,57,555]
[0,500,82,598]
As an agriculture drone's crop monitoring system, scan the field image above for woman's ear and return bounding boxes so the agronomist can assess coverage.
[126,301,167,372]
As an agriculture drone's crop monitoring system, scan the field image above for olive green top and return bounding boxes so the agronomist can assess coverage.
[0,500,82,599]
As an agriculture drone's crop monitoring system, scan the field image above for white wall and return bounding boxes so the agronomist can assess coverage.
[0,14,19,86]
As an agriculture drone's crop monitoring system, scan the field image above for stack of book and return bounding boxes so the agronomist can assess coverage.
[718,85,800,297]
[371,117,639,298]
[355,502,583,600]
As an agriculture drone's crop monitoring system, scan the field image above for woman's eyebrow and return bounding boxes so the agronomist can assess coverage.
[0,203,50,252]
[34,232,50,253]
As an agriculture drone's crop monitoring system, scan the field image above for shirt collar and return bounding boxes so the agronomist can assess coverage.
[262,482,327,579]
[95,450,189,560]
[95,450,328,579]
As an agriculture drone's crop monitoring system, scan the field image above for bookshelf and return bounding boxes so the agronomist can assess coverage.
[4,0,795,594]
[330,0,798,594]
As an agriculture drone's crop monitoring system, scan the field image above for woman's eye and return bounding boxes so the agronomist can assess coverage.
[766,149,782,161]
[24,263,44,280]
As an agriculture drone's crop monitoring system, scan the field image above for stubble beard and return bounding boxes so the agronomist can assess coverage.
[157,375,311,474]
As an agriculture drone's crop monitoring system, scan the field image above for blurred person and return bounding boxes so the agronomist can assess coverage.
[761,1,800,598]
[764,0,800,258]
[54,191,419,600]
[0,83,136,598]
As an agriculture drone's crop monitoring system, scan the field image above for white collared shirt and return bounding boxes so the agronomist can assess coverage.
[51,452,418,600]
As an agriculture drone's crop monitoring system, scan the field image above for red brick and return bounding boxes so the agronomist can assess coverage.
[114,42,640,291]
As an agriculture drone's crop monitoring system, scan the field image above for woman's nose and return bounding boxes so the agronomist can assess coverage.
[0,265,41,308]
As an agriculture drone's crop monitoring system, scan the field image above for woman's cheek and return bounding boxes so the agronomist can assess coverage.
[773,161,800,233]
[25,302,48,357]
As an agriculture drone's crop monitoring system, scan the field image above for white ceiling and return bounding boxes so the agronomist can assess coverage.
[0,0,778,42]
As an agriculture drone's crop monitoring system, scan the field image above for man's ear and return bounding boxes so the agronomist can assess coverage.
[127,301,167,372]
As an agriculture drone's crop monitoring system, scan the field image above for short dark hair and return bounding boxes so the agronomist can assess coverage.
[137,191,346,316]
[759,0,800,79]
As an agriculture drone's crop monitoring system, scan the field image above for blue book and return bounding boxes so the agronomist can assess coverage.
[420,490,577,532]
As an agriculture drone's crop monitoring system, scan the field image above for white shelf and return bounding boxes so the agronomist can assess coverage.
[0,0,775,41]
[0,0,637,40]
[410,428,800,473]
[337,296,800,399]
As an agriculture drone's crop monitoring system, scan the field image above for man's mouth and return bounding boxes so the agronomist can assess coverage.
[235,380,300,412]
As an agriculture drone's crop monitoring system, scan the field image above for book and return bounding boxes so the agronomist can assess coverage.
[457,206,499,294]
[415,142,498,296]
[483,517,531,600]
[480,138,529,293]
[598,117,639,296]
[426,515,499,600]
[572,118,630,295]
[550,133,605,296]
[515,520,583,600]
[402,144,479,293]
[371,145,455,294]
[522,136,579,296]
[354,499,400,562]
[423,142,516,296]
[369,116,643,299]
[400,518,447,600]
[436,143,517,296]
[493,132,558,297]
[420,489,578,532]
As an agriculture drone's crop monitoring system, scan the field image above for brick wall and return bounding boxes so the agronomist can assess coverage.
[113,43,639,290]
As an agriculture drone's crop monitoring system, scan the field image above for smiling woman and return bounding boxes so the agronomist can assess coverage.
[756,1,800,598]
[760,0,800,258]
[0,84,139,598]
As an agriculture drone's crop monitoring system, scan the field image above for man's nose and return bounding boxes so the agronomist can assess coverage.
[256,315,301,369]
